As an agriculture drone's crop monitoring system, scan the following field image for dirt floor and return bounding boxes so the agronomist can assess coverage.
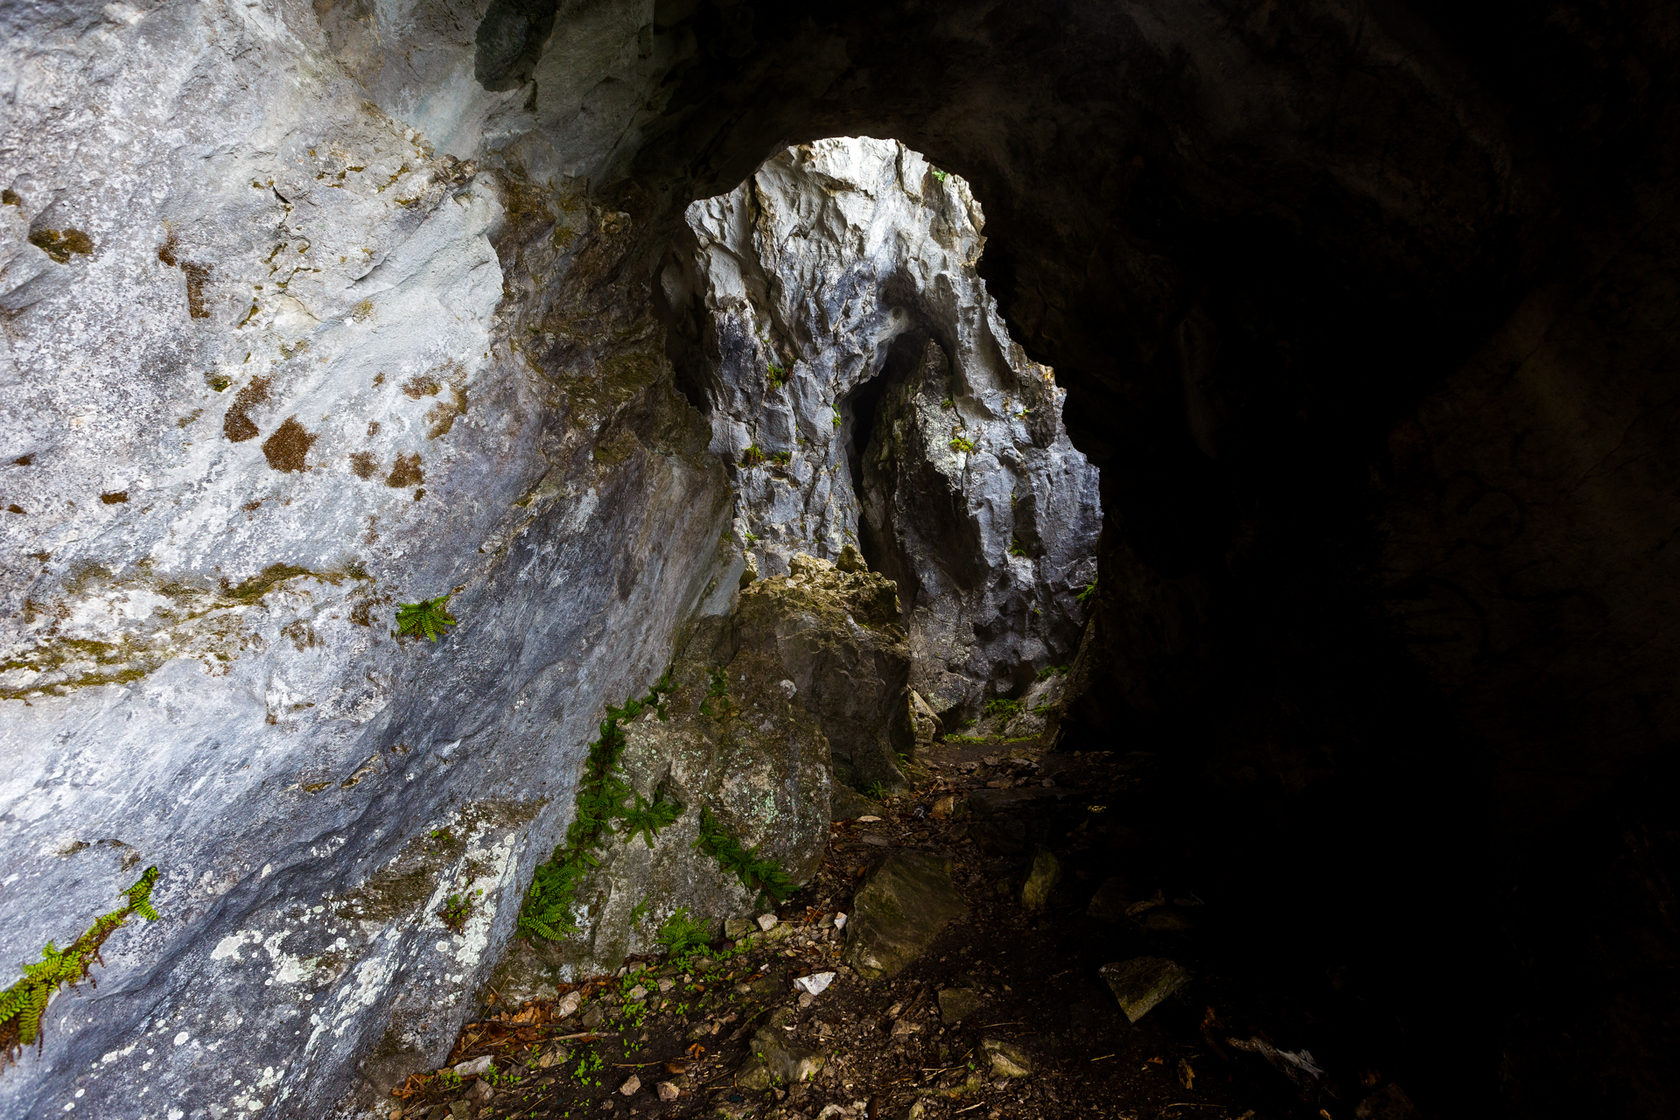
[388,729,1409,1120]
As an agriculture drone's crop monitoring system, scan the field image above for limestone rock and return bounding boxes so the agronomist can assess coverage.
[1100,957,1190,1023]
[980,1037,1034,1078]
[1020,848,1061,911]
[672,138,1100,713]
[733,552,913,792]
[845,851,969,980]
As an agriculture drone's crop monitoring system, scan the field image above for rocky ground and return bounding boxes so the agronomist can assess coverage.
[387,722,1418,1120]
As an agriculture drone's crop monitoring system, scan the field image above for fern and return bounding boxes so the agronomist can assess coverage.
[655,907,711,957]
[693,807,797,904]
[1,867,161,1070]
[517,672,682,941]
[395,594,457,642]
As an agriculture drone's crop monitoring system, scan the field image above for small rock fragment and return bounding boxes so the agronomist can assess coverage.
[1086,878,1131,923]
[724,916,757,940]
[656,1081,680,1102]
[794,971,836,996]
[981,1037,1033,1077]
[1100,957,1189,1023]
[556,990,582,1019]
[1020,847,1060,911]
[937,987,984,1024]
[757,912,779,931]
[450,1055,493,1077]
[845,851,968,979]
[1356,1082,1422,1120]
[618,1073,641,1096]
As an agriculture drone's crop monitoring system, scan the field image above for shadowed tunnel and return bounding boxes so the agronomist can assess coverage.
[592,2,1680,1114]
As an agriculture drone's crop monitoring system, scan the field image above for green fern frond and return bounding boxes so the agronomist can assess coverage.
[395,594,457,642]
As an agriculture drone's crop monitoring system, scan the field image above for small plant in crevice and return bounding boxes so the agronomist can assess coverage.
[619,791,682,848]
[396,594,456,642]
[698,666,731,720]
[766,361,789,390]
[1,866,160,1069]
[655,907,711,958]
[1035,664,1069,681]
[930,167,950,183]
[439,890,480,935]
[983,697,1025,721]
[768,450,791,469]
[517,670,677,942]
[949,435,976,453]
[741,444,766,467]
[1008,537,1027,558]
[694,806,796,905]
[940,397,955,410]
[1076,576,1099,604]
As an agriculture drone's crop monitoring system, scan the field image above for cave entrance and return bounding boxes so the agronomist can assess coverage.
[661,135,1102,721]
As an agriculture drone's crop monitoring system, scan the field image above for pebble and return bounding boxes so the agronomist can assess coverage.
[618,1073,641,1096]
[657,1081,680,1101]
[449,1055,493,1077]
[556,991,581,1019]
[981,1037,1034,1077]
[757,912,779,931]
[794,971,836,996]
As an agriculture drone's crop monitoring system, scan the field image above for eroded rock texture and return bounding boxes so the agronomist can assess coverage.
[667,138,1099,712]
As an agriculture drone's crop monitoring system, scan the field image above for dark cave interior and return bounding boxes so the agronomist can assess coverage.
[624,1,1680,1114]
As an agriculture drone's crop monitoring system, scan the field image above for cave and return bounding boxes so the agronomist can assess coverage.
[1,3,1677,1119]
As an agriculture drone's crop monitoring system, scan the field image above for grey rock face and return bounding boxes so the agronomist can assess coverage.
[0,5,729,1118]
[733,553,913,793]
[669,138,1100,713]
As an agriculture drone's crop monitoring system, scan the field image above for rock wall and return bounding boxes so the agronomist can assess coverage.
[0,3,732,1117]
[665,138,1100,714]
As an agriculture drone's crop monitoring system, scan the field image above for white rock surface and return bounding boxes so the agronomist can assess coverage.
[0,4,726,1118]
[670,138,1100,711]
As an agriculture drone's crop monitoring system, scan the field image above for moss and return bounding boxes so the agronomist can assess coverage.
[27,228,92,263]
[223,377,270,442]
[220,562,368,605]
[182,261,212,319]
[262,416,316,472]
[424,385,467,440]
[385,452,423,488]
[402,375,441,399]
[99,491,128,504]
[348,451,378,480]
[1,189,20,207]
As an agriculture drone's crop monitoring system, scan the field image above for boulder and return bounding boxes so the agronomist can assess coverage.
[845,851,968,980]
[1100,957,1190,1023]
